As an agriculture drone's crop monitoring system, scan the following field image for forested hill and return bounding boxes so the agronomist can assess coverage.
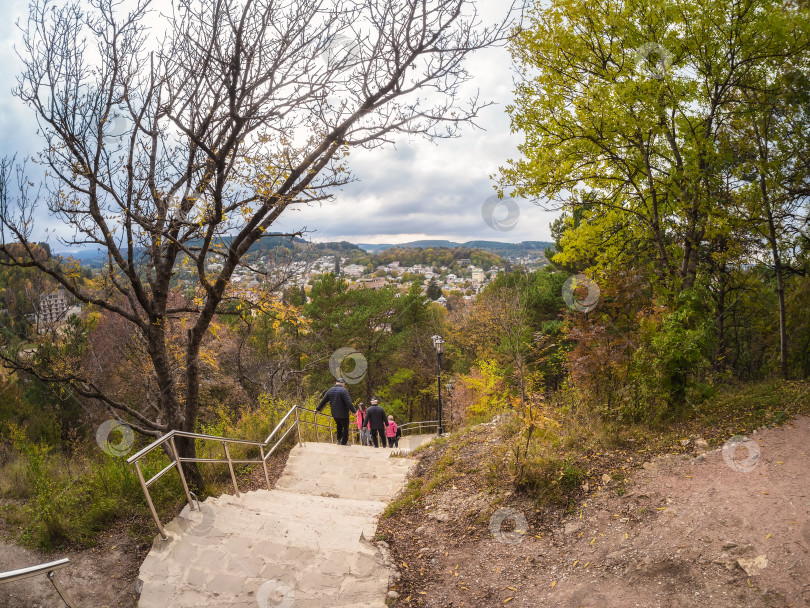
[56,234,364,267]
[358,240,553,256]
[362,246,506,269]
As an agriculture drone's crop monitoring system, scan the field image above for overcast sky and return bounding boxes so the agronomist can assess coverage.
[0,0,559,250]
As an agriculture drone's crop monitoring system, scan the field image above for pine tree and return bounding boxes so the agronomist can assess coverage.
[426,277,442,300]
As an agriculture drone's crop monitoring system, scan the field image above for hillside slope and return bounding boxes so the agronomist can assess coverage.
[380,417,810,607]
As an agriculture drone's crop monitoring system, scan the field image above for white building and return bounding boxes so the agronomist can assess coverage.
[38,288,69,325]
[343,264,365,277]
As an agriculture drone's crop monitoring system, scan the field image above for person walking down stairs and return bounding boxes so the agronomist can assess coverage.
[386,416,399,448]
[316,378,356,446]
[363,398,388,448]
[356,402,369,446]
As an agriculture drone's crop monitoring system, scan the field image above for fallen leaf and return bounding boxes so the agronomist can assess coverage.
[590,537,596,545]
[551,581,556,588]
[572,560,579,567]
[504,598,514,603]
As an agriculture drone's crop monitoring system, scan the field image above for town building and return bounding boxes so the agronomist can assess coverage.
[38,288,69,325]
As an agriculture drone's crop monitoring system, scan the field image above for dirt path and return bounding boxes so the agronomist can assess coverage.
[381,417,810,607]
[0,525,146,608]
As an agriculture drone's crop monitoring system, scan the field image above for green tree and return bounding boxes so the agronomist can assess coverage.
[426,278,443,300]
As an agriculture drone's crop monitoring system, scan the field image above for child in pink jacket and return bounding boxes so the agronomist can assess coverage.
[385,415,398,448]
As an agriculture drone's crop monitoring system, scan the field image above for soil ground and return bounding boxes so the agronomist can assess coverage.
[379,416,810,608]
[0,451,289,608]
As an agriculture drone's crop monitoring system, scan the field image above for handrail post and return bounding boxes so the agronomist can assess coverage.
[329,418,334,443]
[295,407,302,445]
[315,413,319,443]
[135,461,167,541]
[223,442,240,497]
[47,570,76,608]
[259,446,271,489]
[169,436,195,511]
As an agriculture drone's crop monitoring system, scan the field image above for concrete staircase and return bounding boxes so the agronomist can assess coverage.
[136,437,431,608]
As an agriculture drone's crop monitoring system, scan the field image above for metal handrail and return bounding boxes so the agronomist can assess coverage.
[126,404,342,540]
[127,401,438,540]
[399,420,440,436]
[0,558,76,607]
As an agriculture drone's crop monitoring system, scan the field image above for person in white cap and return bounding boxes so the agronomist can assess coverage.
[362,397,388,448]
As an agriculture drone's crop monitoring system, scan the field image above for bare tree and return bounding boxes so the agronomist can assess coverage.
[0,0,519,479]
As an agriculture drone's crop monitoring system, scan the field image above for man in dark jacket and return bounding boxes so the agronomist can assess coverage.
[363,397,388,448]
[316,379,356,445]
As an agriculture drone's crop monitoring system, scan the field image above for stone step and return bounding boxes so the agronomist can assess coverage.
[136,435,432,608]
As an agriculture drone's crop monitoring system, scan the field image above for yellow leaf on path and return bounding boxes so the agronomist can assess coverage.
[572,560,579,567]
[504,598,514,603]
[404,596,411,602]
[747,578,752,587]
[590,537,596,545]
[494,566,502,574]
[625,532,629,539]
[656,507,667,511]
[766,534,772,539]
[584,562,590,567]
[578,532,584,538]
[403,562,408,568]
[507,586,517,591]
[551,581,556,588]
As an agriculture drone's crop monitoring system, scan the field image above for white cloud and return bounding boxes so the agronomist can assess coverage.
[0,0,559,249]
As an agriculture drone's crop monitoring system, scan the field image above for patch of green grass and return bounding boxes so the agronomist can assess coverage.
[382,478,424,518]
[694,380,810,434]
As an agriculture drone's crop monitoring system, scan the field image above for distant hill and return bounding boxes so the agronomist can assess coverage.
[358,240,554,256]
[57,238,551,267]
[55,234,364,268]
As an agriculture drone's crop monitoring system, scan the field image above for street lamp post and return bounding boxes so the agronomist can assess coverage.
[432,335,445,435]
[445,381,454,431]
